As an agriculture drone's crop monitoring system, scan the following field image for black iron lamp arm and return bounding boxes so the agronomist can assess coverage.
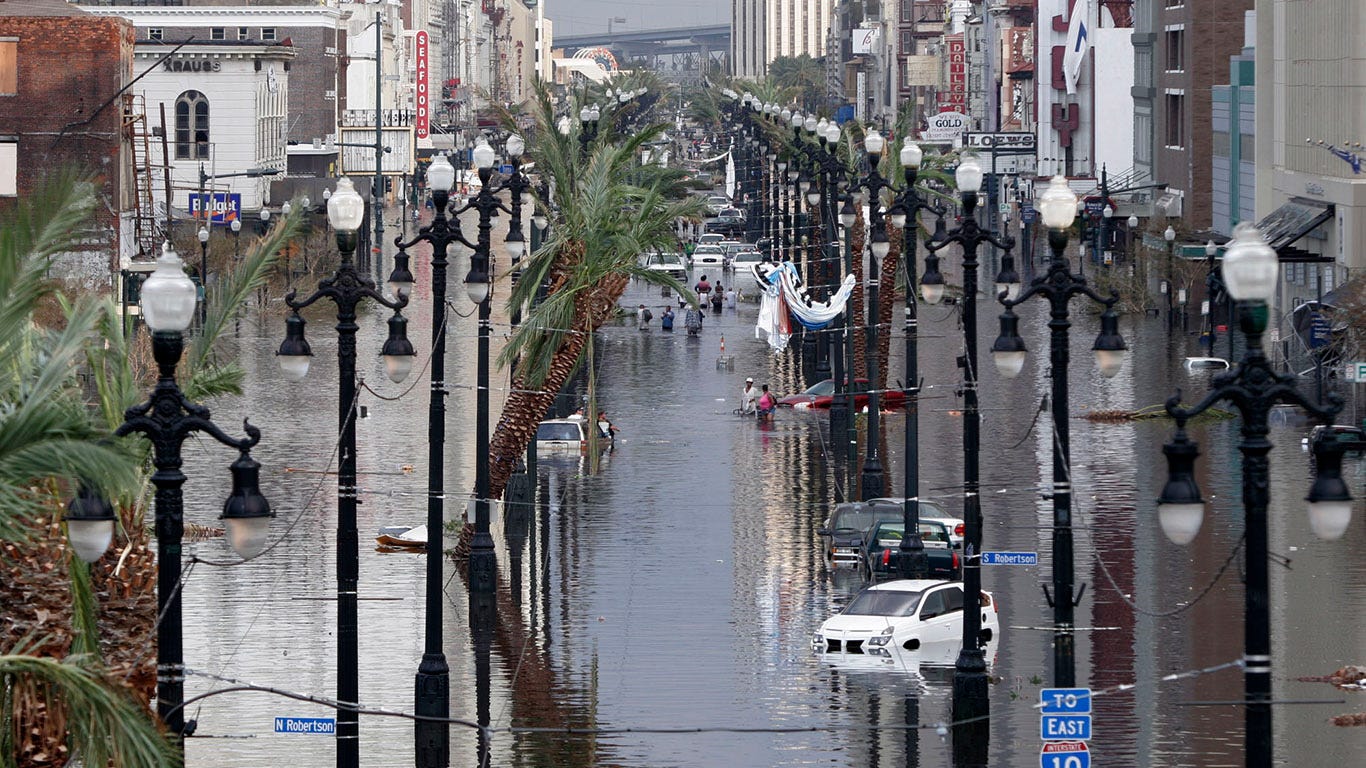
[1165,365,1341,425]
[283,270,409,316]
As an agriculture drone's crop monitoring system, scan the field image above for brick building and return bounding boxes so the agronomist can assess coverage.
[0,0,134,286]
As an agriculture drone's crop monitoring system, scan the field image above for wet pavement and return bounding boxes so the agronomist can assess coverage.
[171,222,1366,766]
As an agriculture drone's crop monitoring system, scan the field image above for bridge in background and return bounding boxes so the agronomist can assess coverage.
[554,24,730,83]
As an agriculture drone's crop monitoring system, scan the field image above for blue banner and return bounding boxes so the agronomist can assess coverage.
[188,192,242,224]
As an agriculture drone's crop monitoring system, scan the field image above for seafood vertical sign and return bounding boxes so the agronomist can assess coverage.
[415,31,429,139]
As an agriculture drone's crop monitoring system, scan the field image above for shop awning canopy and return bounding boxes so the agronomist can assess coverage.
[1254,198,1333,258]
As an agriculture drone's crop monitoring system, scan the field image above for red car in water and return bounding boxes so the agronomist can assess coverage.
[777,379,907,410]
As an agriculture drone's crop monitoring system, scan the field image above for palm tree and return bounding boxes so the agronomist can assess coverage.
[483,85,705,499]
[769,55,826,112]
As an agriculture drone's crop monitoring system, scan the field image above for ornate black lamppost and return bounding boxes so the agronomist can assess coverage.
[885,138,938,578]
[1155,223,1352,768]
[276,176,416,768]
[579,103,600,159]
[465,137,525,601]
[989,176,1128,689]
[66,243,273,745]
[922,154,1016,749]
[388,153,465,767]
[853,129,893,500]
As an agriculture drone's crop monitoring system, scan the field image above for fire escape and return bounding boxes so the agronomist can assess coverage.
[121,92,170,262]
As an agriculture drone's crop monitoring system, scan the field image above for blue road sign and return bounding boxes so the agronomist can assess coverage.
[498,164,515,175]
[274,716,335,734]
[1309,313,1332,348]
[1040,687,1092,713]
[981,551,1038,565]
[1041,714,1092,741]
[1040,740,1090,768]
[1022,204,1037,224]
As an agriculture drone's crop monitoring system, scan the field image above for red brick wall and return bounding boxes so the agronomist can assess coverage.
[0,15,133,280]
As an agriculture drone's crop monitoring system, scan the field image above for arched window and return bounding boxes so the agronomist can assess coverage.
[175,91,210,160]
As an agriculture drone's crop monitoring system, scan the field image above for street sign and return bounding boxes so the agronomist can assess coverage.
[1348,362,1366,382]
[1022,205,1038,224]
[964,131,1036,153]
[187,192,242,224]
[338,126,415,176]
[1040,740,1090,768]
[498,164,515,176]
[1041,687,1092,713]
[1040,714,1092,740]
[274,716,335,734]
[981,551,1038,565]
[1309,312,1332,348]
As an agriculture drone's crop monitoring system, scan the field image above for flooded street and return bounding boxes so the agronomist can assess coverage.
[170,229,1365,766]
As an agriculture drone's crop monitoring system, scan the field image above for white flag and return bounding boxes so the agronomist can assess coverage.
[1062,0,1091,95]
[725,152,736,199]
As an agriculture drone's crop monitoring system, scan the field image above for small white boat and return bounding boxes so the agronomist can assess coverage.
[376,524,427,549]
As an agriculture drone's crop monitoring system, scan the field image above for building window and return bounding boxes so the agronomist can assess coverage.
[0,39,15,95]
[262,28,277,42]
[0,141,16,196]
[211,28,226,41]
[1165,93,1185,148]
[238,27,250,42]
[1165,29,1184,72]
[148,28,163,41]
[175,91,210,160]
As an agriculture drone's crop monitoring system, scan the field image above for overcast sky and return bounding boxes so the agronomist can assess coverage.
[546,0,730,38]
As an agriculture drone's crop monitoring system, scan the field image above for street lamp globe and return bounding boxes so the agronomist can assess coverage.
[579,105,592,124]
[1163,225,1176,243]
[1307,439,1354,539]
[428,153,456,192]
[825,122,841,146]
[142,243,197,332]
[301,196,311,211]
[871,232,891,261]
[1127,214,1138,229]
[1102,204,1113,219]
[197,227,209,245]
[1092,308,1128,377]
[804,115,818,134]
[864,129,885,158]
[65,485,115,563]
[1205,240,1217,258]
[281,201,291,217]
[955,154,984,194]
[260,207,271,223]
[901,138,923,170]
[472,140,496,170]
[327,177,366,232]
[1156,431,1205,545]
[276,312,313,381]
[230,218,242,234]
[618,91,629,104]
[506,133,526,158]
[1037,175,1077,229]
[380,313,416,383]
[221,452,274,558]
[1220,222,1279,301]
[990,309,1028,378]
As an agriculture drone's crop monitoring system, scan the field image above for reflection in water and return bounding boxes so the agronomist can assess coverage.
[175,272,1366,767]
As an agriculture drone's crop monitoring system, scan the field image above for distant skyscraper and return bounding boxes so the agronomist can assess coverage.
[732,0,834,78]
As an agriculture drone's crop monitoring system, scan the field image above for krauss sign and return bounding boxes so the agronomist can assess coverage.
[163,58,221,73]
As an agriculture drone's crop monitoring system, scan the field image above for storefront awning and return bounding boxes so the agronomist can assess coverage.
[1254,198,1333,254]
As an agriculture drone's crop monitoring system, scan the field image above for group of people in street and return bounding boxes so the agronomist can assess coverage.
[739,377,776,421]
[634,272,739,336]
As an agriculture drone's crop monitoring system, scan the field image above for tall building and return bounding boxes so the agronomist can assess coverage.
[733,0,765,78]
[1256,1,1366,306]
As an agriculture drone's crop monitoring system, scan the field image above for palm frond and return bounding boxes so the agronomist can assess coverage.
[0,648,182,767]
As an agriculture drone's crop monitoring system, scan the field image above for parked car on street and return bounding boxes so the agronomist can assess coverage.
[535,418,611,451]
[812,579,1000,665]
[818,498,949,567]
[731,249,764,273]
[690,245,726,269]
[777,379,908,410]
[861,519,960,580]
[645,251,687,279]
[704,194,731,214]
[704,216,746,237]
[869,497,964,549]
[697,233,725,246]
[1302,423,1366,453]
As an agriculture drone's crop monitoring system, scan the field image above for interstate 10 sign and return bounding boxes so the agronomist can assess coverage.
[1040,740,1089,768]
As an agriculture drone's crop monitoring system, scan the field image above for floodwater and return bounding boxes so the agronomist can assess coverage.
[172,221,1366,767]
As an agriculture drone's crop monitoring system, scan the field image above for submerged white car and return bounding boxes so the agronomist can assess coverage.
[812,579,1000,666]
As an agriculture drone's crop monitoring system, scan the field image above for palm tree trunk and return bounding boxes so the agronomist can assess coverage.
[485,251,629,500]
[851,207,867,380]
[876,223,902,391]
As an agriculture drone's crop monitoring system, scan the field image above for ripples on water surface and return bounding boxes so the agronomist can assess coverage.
[174,258,1365,767]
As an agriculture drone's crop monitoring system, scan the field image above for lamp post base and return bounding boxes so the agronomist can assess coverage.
[414,653,450,768]
[860,458,885,501]
[469,533,497,594]
[952,647,990,766]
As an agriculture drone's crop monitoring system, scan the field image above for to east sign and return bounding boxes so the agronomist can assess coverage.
[1040,740,1089,768]
[1041,714,1092,741]
[274,717,335,734]
[1040,687,1092,713]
